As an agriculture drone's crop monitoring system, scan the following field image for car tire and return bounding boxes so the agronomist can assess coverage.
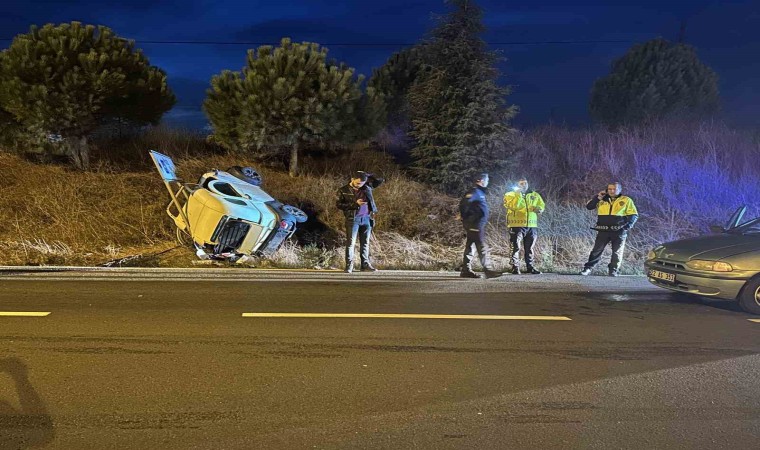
[282,205,308,223]
[227,166,262,186]
[738,277,760,315]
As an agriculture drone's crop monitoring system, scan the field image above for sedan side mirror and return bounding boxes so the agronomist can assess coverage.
[709,225,725,233]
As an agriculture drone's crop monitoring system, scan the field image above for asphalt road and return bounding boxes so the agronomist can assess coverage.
[1,269,759,449]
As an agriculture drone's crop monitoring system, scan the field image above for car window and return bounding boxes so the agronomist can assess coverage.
[725,206,747,230]
[735,216,760,234]
[211,181,243,197]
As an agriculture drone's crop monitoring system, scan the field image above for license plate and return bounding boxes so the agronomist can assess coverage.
[648,269,675,283]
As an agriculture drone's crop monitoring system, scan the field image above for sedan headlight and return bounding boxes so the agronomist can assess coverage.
[686,259,734,272]
[647,250,657,261]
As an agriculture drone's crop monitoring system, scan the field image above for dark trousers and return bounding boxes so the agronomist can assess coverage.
[345,215,372,266]
[509,227,537,268]
[463,228,492,271]
[584,231,627,271]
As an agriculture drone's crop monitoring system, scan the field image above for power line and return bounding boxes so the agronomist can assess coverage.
[0,38,634,47]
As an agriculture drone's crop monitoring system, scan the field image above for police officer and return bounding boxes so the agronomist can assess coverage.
[503,178,545,274]
[459,173,503,279]
[336,171,384,273]
[580,182,639,276]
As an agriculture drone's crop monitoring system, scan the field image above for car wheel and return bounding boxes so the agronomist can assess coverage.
[282,205,308,223]
[227,166,262,186]
[738,277,760,315]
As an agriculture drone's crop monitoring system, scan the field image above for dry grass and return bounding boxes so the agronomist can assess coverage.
[2,121,757,274]
[0,138,462,268]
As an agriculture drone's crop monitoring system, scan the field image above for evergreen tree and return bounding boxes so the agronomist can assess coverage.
[204,71,244,152]
[368,47,422,127]
[408,0,518,194]
[590,38,720,126]
[0,106,22,150]
[204,38,382,177]
[0,22,175,168]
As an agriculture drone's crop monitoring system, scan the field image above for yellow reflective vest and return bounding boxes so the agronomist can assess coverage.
[503,190,545,228]
[587,195,639,231]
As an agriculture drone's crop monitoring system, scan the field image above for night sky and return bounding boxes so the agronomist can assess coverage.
[2,0,759,129]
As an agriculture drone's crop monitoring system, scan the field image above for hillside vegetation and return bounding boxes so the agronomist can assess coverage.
[2,122,757,273]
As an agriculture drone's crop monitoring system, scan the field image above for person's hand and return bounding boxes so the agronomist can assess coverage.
[357,199,367,206]
[597,191,605,200]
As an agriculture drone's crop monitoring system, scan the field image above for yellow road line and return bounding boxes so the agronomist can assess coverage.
[242,313,571,320]
[0,311,51,317]
[749,319,760,323]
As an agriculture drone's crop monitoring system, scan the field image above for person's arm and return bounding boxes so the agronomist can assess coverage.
[503,192,516,212]
[473,199,488,229]
[335,187,357,211]
[624,198,639,229]
[625,214,639,229]
[533,193,546,213]
[586,194,602,210]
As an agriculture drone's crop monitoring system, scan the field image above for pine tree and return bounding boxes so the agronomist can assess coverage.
[590,38,720,126]
[408,0,518,194]
[368,47,422,128]
[0,106,21,150]
[204,71,244,152]
[0,22,175,168]
[204,38,382,177]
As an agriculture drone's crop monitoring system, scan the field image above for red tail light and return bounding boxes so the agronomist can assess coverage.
[280,220,289,229]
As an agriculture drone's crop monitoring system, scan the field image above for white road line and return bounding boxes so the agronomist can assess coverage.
[242,313,571,320]
[0,311,51,317]
[749,319,760,323]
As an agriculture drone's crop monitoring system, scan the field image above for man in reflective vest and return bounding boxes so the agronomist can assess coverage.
[503,178,545,274]
[580,182,639,276]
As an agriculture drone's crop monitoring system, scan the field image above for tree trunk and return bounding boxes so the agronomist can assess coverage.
[69,136,90,170]
[288,142,299,177]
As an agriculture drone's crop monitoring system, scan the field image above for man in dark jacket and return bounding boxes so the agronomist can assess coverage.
[459,173,503,279]
[580,182,639,276]
[336,171,384,273]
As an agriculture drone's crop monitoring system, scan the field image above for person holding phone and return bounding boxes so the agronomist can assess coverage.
[336,171,385,273]
[580,182,639,276]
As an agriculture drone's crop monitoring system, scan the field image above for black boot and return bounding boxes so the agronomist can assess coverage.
[526,266,542,274]
[510,265,521,275]
[484,269,503,279]
[460,269,480,279]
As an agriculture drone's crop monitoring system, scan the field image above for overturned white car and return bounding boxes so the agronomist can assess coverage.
[150,150,307,261]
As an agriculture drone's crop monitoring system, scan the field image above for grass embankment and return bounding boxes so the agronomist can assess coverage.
[4,122,756,273]
[0,130,465,269]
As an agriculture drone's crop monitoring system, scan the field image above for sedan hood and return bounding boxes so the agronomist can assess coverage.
[659,234,760,261]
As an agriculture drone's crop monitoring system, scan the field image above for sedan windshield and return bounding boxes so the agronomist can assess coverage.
[730,216,760,234]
